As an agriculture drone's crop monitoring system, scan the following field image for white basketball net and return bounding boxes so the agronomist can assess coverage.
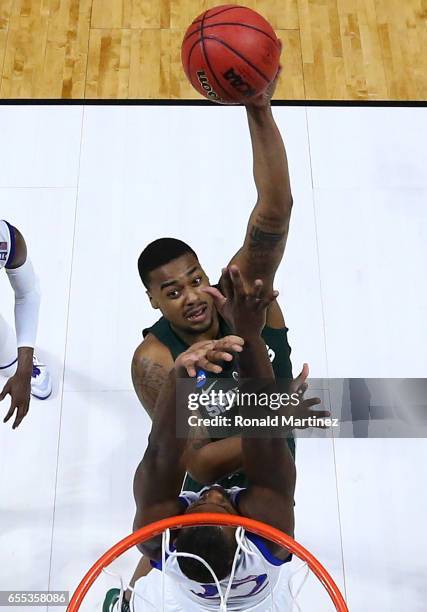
[102,526,309,611]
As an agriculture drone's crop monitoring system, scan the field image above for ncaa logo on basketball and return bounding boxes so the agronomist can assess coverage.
[223,68,256,98]
[196,71,220,101]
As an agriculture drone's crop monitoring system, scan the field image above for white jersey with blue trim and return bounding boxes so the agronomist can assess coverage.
[149,487,293,611]
[0,220,13,270]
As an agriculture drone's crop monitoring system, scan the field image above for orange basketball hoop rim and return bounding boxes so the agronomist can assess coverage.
[67,512,348,611]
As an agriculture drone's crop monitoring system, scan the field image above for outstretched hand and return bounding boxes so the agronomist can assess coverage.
[203,266,278,336]
[286,363,331,429]
[1,372,31,429]
[175,335,244,378]
[245,40,282,109]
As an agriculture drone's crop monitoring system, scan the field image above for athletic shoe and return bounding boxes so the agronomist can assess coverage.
[30,355,52,400]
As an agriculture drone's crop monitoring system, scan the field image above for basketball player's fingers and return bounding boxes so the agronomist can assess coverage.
[220,268,235,301]
[3,401,15,423]
[207,346,233,359]
[308,410,332,428]
[13,403,29,429]
[302,397,322,410]
[256,289,279,310]
[201,286,227,311]
[0,381,10,402]
[195,347,220,363]
[188,341,215,356]
[214,344,242,356]
[198,357,222,374]
[183,361,197,377]
[195,343,217,359]
[207,349,233,363]
[216,335,244,351]
[183,348,209,371]
[204,364,223,374]
[291,363,309,392]
[298,382,308,396]
[189,346,217,362]
[219,334,244,345]
[252,279,264,298]
[179,342,206,361]
[195,348,223,369]
[310,410,331,419]
[199,340,216,351]
[181,351,206,376]
[249,280,265,306]
[228,266,245,298]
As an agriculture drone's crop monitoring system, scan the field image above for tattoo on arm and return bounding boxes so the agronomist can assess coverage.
[249,225,285,248]
[139,358,169,389]
[243,222,287,276]
[132,357,170,416]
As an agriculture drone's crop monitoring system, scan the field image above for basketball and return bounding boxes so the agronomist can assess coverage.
[181,4,281,104]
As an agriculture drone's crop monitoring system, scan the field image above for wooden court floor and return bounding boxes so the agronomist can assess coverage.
[0,0,426,100]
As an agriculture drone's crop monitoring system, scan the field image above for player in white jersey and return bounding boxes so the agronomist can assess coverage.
[0,220,52,429]
[117,266,328,612]
[131,486,294,611]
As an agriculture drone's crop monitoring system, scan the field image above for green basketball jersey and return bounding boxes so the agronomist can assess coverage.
[143,315,295,491]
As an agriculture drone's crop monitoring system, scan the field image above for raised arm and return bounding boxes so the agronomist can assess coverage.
[132,337,242,556]
[207,267,328,554]
[189,268,278,482]
[228,66,293,290]
[133,367,187,537]
[1,224,40,429]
